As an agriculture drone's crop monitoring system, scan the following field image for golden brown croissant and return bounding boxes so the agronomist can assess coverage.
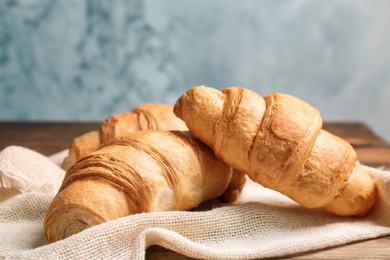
[44,130,244,242]
[100,103,188,143]
[61,131,101,170]
[61,103,188,170]
[174,86,377,217]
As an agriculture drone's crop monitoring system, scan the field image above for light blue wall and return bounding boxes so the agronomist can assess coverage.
[1,0,390,141]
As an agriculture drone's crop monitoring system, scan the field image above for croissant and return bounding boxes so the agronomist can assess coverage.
[100,103,188,143]
[61,103,188,170]
[44,130,245,242]
[61,131,101,170]
[174,86,377,217]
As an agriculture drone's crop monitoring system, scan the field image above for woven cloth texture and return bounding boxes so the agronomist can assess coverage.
[1,145,389,260]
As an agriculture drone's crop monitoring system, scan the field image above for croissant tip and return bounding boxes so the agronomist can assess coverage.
[173,99,182,119]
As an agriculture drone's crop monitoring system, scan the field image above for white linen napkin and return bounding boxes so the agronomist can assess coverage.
[0,145,389,259]
[0,146,65,196]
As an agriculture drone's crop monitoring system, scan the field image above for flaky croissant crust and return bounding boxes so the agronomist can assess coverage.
[61,103,188,170]
[44,130,244,242]
[174,86,377,216]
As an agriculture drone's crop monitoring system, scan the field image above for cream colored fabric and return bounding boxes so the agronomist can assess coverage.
[0,146,389,260]
[0,146,65,196]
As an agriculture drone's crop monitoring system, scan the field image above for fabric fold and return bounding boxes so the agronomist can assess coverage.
[0,146,65,196]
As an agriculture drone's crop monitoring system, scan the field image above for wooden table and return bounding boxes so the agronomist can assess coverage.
[1,121,389,259]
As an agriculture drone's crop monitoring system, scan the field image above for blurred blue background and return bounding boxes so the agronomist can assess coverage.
[1,0,389,141]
